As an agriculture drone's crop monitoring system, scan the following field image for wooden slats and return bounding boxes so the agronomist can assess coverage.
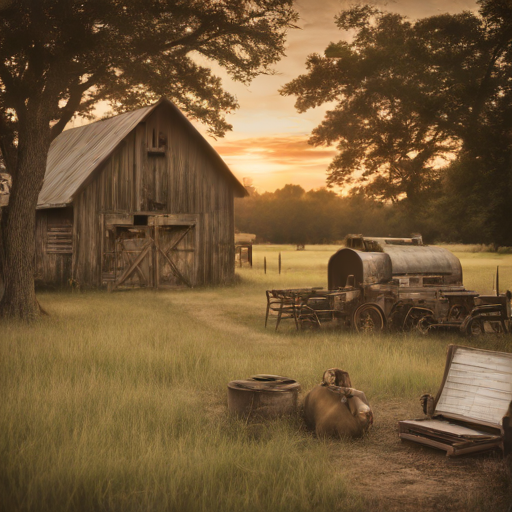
[46,225,73,254]
[435,347,512,426]
[400,419,497,438]
[41,102,241,289]
[451,352,512,374]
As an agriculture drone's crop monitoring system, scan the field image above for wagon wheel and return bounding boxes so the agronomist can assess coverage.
[353,304,385,333]
[298,305,321,330]
[465,317,484,337]
[402,306,434,332]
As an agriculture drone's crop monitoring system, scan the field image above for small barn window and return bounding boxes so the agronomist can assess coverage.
[148,126,167,156]
[46,225,73,253]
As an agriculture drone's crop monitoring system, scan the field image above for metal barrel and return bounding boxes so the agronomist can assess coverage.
[227,374,300,418]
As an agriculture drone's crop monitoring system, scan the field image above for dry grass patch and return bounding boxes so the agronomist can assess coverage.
[1,245,512,511]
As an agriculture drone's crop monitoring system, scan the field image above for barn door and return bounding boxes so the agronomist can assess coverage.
[155,225,195,288]
[112,226,153,289]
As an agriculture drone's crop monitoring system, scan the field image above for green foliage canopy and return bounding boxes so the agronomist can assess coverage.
[0,0,298,167]
[235,185,405,244]
[0,0,298,319]
[281,1,512,209]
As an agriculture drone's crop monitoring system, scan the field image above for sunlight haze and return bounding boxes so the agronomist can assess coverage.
[86,0,478,193]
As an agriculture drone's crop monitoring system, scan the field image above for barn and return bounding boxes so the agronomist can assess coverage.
[35,98,247,290]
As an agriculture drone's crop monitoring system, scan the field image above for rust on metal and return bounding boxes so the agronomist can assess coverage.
[266,234,511,335]
[227,374,300,418]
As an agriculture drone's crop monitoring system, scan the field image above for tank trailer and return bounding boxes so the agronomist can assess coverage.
[267,235,511,335]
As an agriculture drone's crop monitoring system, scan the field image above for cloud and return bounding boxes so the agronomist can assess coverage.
[211,135,338,192]
[214,136,336,164]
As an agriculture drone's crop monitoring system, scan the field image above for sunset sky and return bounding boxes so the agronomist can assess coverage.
[194,0,478,193]
[82,0,480,194]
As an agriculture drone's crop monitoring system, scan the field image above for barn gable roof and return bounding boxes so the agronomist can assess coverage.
[37,98,247,208]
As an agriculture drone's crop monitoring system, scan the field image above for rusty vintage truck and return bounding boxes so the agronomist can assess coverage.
[267,235,511,335]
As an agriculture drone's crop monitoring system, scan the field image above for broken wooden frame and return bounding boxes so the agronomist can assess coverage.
[399,345,512,457]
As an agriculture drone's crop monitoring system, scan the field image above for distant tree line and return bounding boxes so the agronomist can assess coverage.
[235,184,432,244]
[235,182,509,246]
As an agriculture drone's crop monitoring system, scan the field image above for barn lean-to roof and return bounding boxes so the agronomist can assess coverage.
[37,98,247,209]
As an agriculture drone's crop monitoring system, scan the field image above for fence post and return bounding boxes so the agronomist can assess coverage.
[264,256,267,274]
[279,252,281,274]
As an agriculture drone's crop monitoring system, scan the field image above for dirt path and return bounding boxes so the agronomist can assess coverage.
[338,400,512,511]
[163,291,285,345]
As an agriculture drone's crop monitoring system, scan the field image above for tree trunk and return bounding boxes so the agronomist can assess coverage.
[0,111,51,321]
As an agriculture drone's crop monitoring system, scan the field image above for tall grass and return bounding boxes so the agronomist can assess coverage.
[1,245,512,512]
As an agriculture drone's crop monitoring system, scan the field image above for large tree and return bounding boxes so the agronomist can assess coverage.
[0,0,297,320]
[281,1,512,224]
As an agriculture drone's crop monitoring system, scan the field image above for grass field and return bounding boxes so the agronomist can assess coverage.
[1,245,512,512]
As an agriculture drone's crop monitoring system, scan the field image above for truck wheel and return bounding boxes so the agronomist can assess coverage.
[353,304,385,333]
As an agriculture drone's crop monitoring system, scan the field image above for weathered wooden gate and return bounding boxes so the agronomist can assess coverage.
[155,225,195,288]
[102,216,196,290]
[113,226,154,289]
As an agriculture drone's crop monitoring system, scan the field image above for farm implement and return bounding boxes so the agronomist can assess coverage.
[265,235,511,335]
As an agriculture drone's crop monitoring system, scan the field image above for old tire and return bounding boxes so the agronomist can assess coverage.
[353,304,385,333]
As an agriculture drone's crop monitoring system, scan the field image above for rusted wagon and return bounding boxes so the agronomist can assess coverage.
[266,235,511,335]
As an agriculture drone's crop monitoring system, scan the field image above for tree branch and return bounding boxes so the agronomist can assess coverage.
[49,77,97,140]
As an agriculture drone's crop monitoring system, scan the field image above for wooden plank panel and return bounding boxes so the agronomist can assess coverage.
[449,367,512,385]
[437,394,510,413]
[400,419,496,437]
[439,383,512,402]
[435,347,512,425]
[446,372,512,393]
[436,404,507,424]
[452,352,512,374]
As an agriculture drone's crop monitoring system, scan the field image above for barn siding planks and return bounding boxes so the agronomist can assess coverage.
[60,103,240,288]
[35,207,73,287]
[435,347,512,425]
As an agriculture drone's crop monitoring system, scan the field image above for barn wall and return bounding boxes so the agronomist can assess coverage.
[73,184,103,287]
[35,207,73,287]
[73,104,236,288]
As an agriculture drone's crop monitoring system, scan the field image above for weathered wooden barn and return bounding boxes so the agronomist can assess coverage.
[35,98,247,289]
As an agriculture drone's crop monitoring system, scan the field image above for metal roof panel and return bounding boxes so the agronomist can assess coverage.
[37,99,247,208]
